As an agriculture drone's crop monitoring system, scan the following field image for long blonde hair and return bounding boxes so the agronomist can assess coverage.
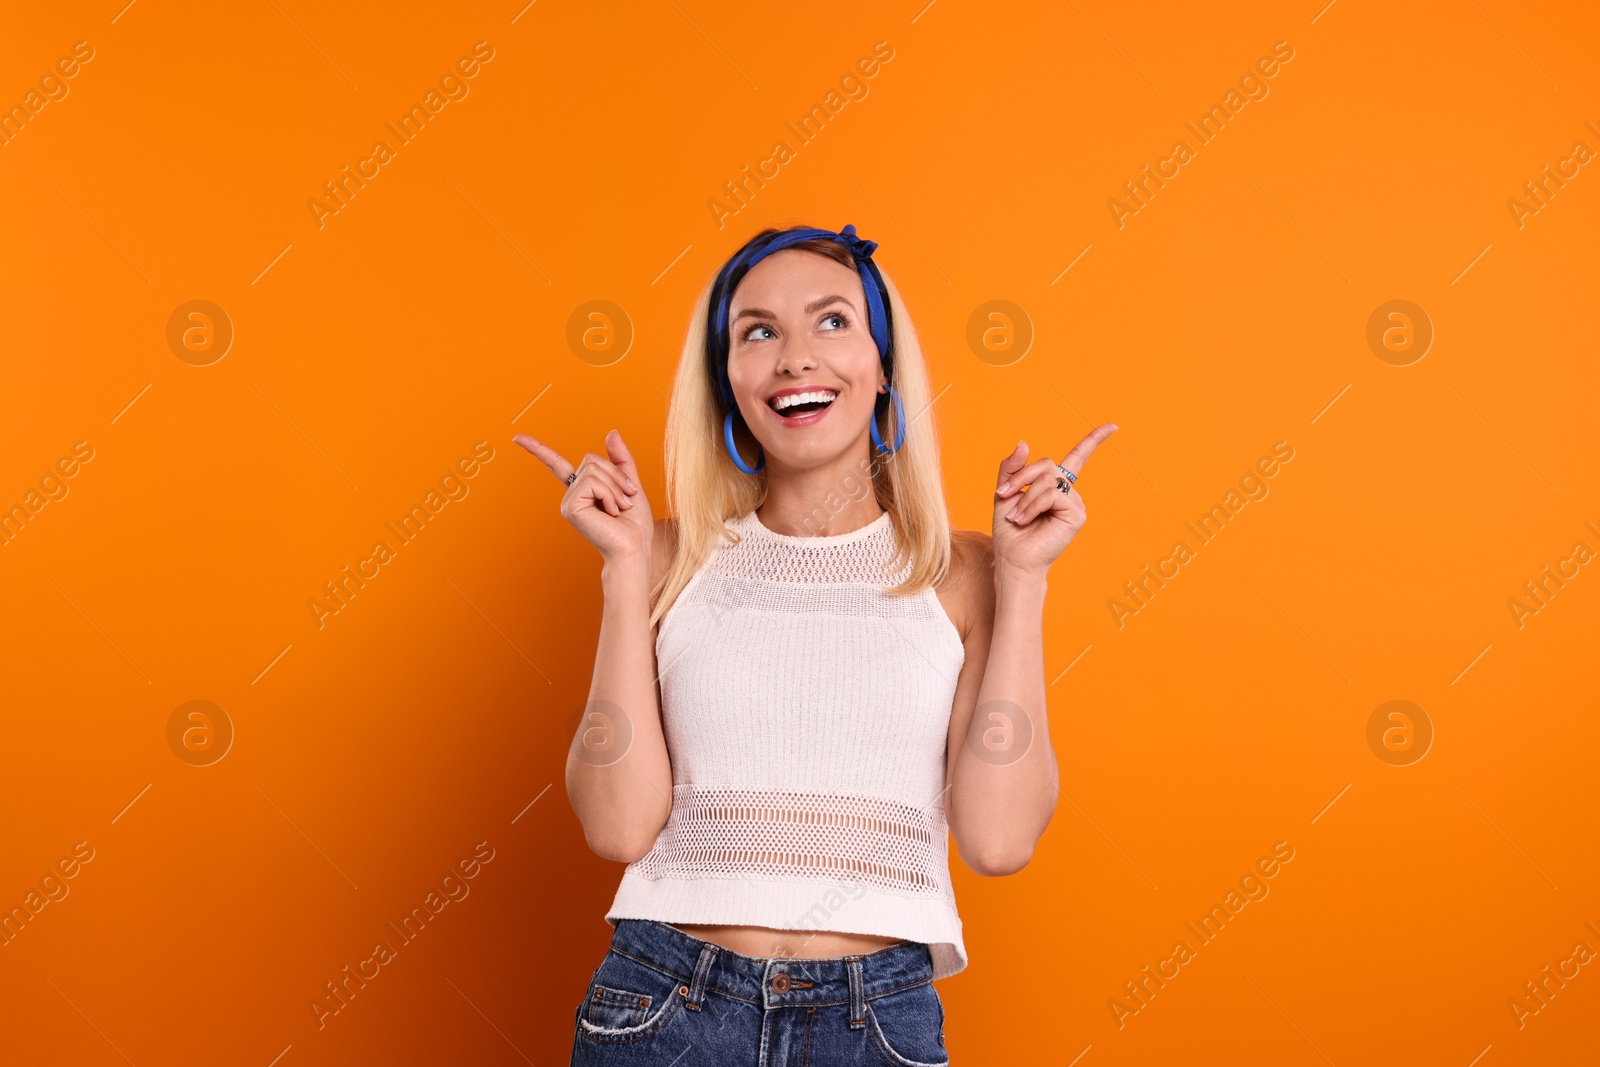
[649,232,955,630]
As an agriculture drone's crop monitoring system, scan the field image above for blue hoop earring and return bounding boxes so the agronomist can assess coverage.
[723,409,765,474]
[870,385,907,455]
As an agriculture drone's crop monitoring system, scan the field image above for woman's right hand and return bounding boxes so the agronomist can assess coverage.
[513,429,654,564]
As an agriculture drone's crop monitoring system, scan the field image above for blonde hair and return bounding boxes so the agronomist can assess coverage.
[649,235,954,630]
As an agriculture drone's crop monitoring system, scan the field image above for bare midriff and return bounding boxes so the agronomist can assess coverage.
[670,923,907,959]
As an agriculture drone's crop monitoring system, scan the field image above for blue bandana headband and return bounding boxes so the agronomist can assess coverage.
[706,223,895,411]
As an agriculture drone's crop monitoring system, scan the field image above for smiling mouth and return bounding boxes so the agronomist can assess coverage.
[767,390,839,420]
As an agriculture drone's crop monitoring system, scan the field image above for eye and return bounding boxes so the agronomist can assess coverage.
[820,311,849,331]
[741,322,775,343]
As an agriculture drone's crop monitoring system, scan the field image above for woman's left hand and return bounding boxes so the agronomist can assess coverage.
[992,423,1119,577]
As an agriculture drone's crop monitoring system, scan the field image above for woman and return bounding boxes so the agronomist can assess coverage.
[516,223,1116,1064]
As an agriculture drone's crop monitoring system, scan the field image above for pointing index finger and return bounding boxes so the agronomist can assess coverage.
[513,434,577,485]
[1058,422,1120,476]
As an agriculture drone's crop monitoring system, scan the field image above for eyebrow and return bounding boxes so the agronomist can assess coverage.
[732,294,856,324]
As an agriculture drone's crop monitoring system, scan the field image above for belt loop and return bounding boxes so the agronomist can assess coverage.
[846,956,866,1029]
[685,944,718,1011]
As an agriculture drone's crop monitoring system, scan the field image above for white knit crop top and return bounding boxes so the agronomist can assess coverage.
[604,508,970,978]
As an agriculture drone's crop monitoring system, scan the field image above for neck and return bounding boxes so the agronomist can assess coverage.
[756,447,887,537]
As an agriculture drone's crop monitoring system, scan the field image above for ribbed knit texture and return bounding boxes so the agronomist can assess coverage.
[605,508,970,978]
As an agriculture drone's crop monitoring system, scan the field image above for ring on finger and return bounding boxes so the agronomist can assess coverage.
[566,471,578,486]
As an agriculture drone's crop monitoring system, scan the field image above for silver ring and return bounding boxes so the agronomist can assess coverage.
[1056,463,1077,486]
[565,472,578,486]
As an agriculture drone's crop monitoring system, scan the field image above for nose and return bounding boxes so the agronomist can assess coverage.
[774,342,817,374]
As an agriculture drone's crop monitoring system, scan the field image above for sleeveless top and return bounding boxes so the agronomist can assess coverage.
[604,508,970,979]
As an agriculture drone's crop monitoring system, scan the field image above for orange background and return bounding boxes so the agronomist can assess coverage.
[2,1,1597,1063]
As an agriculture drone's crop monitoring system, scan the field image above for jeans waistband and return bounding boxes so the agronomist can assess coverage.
[608,919,934,1013]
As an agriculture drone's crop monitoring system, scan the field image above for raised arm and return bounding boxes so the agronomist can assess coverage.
[945,425,1118,875]
[515,429,674,863]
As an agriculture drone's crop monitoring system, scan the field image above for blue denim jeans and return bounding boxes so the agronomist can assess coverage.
[569,919,950,1065]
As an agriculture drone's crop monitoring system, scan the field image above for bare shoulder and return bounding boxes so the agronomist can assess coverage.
[936,527,996,642]
[650,516,680,589]
[949,526,993,557]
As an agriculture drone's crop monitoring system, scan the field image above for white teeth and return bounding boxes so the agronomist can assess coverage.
[771,390,837,412]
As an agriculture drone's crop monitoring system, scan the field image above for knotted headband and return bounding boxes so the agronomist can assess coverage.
[706,223,895,410]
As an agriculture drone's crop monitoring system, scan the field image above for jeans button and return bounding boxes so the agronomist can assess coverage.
[771,972,791,994]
